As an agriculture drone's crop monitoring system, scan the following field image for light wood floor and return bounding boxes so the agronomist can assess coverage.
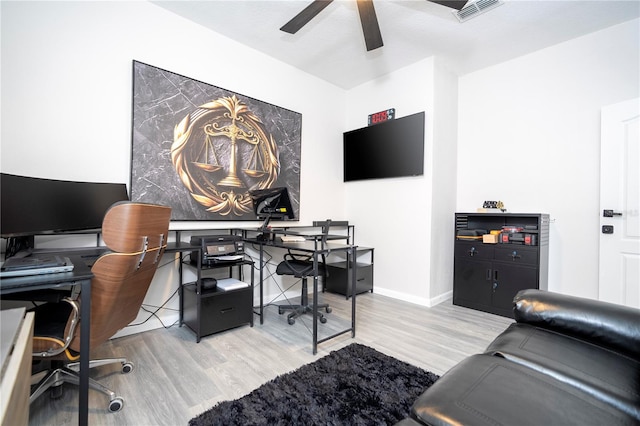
[27,292,512,425]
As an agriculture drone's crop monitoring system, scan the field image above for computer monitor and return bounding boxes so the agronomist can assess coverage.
[248,187,295,232]
[1,173,129,257]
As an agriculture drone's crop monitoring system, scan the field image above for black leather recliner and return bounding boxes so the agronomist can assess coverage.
[397,289,640,426]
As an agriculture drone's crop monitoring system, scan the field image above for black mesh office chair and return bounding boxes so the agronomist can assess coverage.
[276,220,333,325]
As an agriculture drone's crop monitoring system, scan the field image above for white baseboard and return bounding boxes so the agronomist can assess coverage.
[373,287,452,308]
[112,311,180,339]
[111,288,453,340]
[111,288,300,340]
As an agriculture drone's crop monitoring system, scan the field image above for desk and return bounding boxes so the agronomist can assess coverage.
[0,255,93,426]
[246,231,357,354]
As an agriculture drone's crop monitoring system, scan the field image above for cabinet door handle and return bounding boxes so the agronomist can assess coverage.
[486,269,492,280]
[494,270,498,280]
[511,251,521,261]
[469,247,477,257]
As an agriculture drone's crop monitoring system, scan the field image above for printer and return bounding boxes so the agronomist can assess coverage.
[190,235,245,265]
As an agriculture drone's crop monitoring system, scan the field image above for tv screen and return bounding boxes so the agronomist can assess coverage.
[0,173,129,238]
[343,111,425,182]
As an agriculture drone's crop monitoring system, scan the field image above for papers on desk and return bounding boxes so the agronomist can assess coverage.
[280,235,306,242]
[216,278,249,291]
[211,254,244,262]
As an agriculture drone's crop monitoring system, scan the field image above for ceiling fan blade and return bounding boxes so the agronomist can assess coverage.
[356,0,383,51]
[428,0,468,11]
[280,0,334,34]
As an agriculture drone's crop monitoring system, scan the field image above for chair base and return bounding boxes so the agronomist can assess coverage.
[278,303,332,325]
[30,358,133,413]
[277,276,332,325]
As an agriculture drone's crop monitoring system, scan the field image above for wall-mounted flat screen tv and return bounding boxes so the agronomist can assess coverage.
[343,111,425,182]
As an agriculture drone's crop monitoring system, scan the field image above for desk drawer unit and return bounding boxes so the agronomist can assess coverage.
[182,283,252,341]
[325,261,373,297]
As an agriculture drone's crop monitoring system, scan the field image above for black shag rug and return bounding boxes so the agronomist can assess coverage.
[189,343,439,425]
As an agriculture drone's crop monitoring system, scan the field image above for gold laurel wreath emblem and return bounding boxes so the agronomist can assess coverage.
[171,95,279,216]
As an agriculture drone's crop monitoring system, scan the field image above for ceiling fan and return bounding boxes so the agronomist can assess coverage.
[280,0,469,52]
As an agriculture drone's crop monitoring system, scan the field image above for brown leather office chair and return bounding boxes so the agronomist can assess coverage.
[29,202,171,412]
[276,220,333,325]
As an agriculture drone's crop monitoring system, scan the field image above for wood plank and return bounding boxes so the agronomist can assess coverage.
[28,293,512,425]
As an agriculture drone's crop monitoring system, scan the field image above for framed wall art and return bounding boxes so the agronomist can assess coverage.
[130,60,302,221]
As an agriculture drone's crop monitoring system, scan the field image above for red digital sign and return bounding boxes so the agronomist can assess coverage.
[368,108,395,126]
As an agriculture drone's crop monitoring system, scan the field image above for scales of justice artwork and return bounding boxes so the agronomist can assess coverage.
[130,60,302,221]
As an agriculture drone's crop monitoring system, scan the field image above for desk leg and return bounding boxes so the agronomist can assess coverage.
[78,278,91,426]
[351,246,357,337]
[312,253,318,355]
[250,263,255,327]
[178,254,184,326]
[259,246,264,324]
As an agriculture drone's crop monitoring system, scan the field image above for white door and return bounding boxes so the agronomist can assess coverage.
[599,98,640,308]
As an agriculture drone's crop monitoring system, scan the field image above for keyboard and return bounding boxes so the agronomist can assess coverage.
[0,255,74,278]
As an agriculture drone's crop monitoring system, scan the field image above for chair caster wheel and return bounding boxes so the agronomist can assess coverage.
[50,384,64,399]
[319,316,327,324]
[287,317,296,325]
[109,397,124,413]
[325,307,332,313]
[121,362,134,374]
[278,307,284,315]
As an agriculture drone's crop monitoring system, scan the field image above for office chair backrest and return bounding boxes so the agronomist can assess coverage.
[70,202,171,351]
[313,219,351,244]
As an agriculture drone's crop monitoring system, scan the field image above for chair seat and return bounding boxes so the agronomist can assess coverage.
[31,300,79,359]
[276,259,324,278]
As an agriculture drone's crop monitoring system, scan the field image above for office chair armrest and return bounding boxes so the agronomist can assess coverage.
[32,297,80,358]
[284,250,312,262]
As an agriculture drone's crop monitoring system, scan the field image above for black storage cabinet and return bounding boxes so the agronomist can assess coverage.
[325,247,374,298]
[182,283,253,339]
[181,259,254,342]
[453,213,549,318]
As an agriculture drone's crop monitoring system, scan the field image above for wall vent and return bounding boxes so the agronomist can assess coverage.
[453,0,504,22]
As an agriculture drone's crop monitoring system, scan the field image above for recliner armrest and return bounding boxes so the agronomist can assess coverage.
[513,289,640,359]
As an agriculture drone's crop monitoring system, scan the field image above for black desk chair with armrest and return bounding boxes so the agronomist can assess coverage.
[276,220,334,325]
[28,202,171,413]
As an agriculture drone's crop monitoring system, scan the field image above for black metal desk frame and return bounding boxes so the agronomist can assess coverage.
[0,255,93,426]
[246,230,358,354]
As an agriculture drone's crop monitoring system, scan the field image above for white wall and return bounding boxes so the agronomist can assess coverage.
[345,57,458,306]
[429,59,458,301]
[2,1,638,332]
[1,1,347,333]
[457,19,640,299]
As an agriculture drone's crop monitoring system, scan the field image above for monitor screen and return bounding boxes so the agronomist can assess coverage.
[249,187,295,221]
[0,173,129,238]
[343,111,425,182]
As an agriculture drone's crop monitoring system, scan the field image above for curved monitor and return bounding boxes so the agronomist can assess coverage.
[1,173,129,238]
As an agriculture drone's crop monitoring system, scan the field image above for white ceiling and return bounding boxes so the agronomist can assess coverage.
[153,0,640,89]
